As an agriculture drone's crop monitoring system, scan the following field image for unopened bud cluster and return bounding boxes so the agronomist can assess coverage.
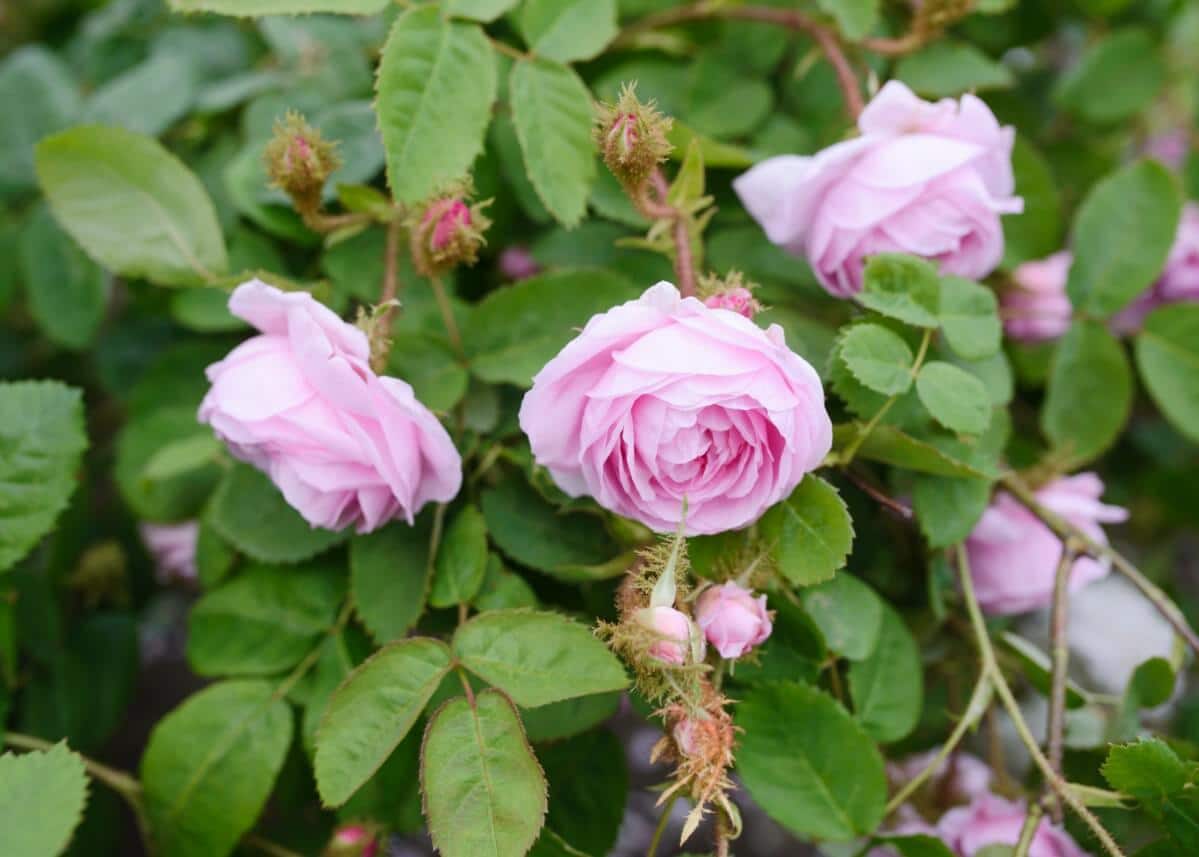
[264,111,341,216]
[699,271,761,320]
[594,84,673,191]
[409,187,492,277]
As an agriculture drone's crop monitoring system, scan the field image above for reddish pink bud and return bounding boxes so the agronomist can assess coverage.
[608,113,638,159]
[704,287,758,319]
[637,605,695,666]
[499,246,541,281]
[695,582,772,659]
[329,825,378,857]
[410,193,491,277]
[424,199,473,251]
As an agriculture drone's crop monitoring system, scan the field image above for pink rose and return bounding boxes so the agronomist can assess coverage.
[695,582,773,658]
[938,794,1091,857]
[637,605,697,666]
[198,280,461,534]
[140,521,199,585]
[1112,202,1199,334]
[1001,251,1074,342]
[964,473,1128,615]
[519,282,831,535]
[734,81,1021,298]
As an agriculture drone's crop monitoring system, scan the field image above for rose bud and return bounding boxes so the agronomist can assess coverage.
[637,605,698,666]
[703,287,759,319]
[938,794,1090,857]
[139,521,199,586]
[695,582,773,659]
[409,194,491,277]
[964,472,1127,615]
[672,716,701,756]
[1111,202,1199,334]
[325,824,378,857]
[594,83,673,191]
[198,280,462,534]
[1000,251,1073,343]
[734,81,1022,298]
[263,111,341,216]
[498,245,541,281]
[520,282,831,535]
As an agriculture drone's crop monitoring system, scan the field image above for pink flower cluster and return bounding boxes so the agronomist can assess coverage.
[735,81,1022,298]
[639,580,774,665]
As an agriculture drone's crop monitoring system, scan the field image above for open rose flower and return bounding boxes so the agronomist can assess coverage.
[938,794,1090,856]
[198,280,461,533]
[964,473,1127,615]
[519,282,831,535]
[695,582,772,658]
[1111,202,1199,334]
[1001,251,1074,342]
[734,81,1021,298]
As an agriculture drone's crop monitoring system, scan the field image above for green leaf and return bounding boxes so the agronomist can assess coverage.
[187,561,344,677]
[1135,305,1199,444]
[519,0,617,63]
[800,573,883,661]
[170,0,388,12]
[832,423,994,478]
[1003,137,1062,268]
[999,632,1089,710]
[0,46,80,198]
[209,463,349,564]
[737,681,887,840]
[912,474,991,549]
[387,335,468,413]
[759,476,854,586]
[474,555,540,612]
[196,516,236,590]
[141,681,292,857]
[510,59,596,227]
[422,690,547,857]
[463,269,638,386]
[116,409,221,522]
[376,7,497,204]
[350,519,432,644]
[916,362,992,435]
[939,277,1001,360]
[140,434,221,486]
[430,504,489,608]
[454,609,628,707]
[538,729,627,856]
[1054,29,1166,124]
[0,742,88,857]
[897,41,1013,98]
[445,0,521,21]
[0,381,87,573]
[848,603,923,742]
[82,55,196,138]
[816,0,879,40]
[1102,738,1189,801]
[20,203,107,351]
[877,835,958,857]
[35,126,227,287]
[859,254,940,327]
[1041,321,1132,466]
[1066,160,1182,317]
[314,638,453,807]
[521,692,621,743]
[837,324,915,395]
[481,475,625,581]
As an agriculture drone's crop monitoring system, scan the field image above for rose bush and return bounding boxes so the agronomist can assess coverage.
[3,2,1199,857]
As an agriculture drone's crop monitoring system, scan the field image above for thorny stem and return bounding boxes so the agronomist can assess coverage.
[615,3,863,118]
[714,811,731,857]
[882,673,992,815]
[956,545,1127,857]
[1000,473,1199,656]
[370,218,404,373]
[1014,801,1045,857]
[639,171,698,298]
[840,328,933,466]
[300,209,372,234]
[860,31,929,56]
[429,276,466,362]
[647,792,680,857]
[1046,543,1078,822]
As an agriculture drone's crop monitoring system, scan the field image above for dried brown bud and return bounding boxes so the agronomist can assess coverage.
[594,83,673,191]
[263,111,341,216]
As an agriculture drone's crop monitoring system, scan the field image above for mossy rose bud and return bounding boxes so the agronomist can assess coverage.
[263,111,340,215]
[595,83,673,190]
[409,193,491,277]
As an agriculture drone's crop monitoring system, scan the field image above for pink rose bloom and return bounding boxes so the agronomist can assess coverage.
[695,582,773,658]
[140,521,199,585]
[637,605,697,666]
[519,282,831,535]
[938,794,1091,856]
[887,751,993,805]
[734,80,1021,298]
[1112,202,1199,334]
[198,280,461,533]
[498,245,541,281]
[1001,251,1074,342]
[964,473,1128,615]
